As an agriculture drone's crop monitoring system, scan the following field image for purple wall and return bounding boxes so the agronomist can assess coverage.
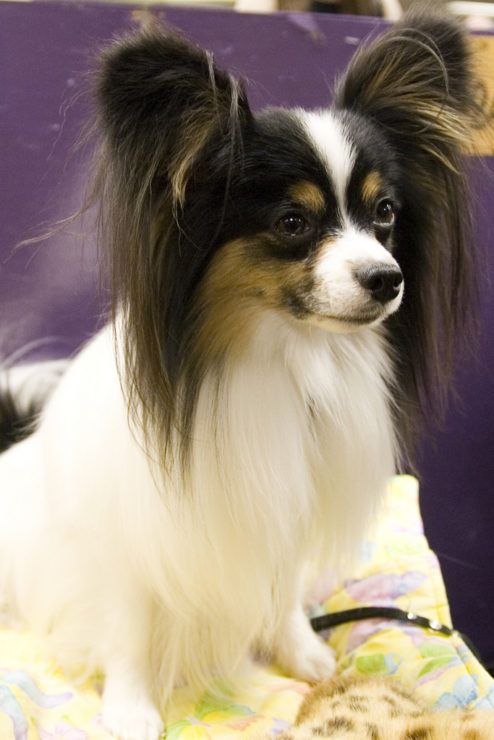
[417,159,494,671]
[1,2,493,667]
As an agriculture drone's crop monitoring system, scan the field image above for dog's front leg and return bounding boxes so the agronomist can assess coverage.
[102,660,164,740]
[272,573,336,683]
[100,586,164,740]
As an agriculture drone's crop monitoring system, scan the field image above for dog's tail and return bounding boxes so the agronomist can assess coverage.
[0,386,36,454]
[0,360,67,453]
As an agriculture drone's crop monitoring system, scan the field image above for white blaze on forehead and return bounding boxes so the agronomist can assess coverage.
[298,110,355,217]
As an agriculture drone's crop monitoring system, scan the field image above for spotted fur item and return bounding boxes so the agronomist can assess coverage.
[275,675,494,739]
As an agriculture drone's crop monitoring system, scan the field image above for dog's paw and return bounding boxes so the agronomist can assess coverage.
[282,634,336,683]
[102,699,164,740]
[274,609,336,683]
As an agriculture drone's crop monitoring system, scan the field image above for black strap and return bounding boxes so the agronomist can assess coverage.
[310,606,482,662]
[310,606,453,635]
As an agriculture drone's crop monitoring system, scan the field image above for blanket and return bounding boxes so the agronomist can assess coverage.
[0,475,492,739]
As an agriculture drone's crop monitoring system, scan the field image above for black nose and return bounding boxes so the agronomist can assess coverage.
[355,264,403,304]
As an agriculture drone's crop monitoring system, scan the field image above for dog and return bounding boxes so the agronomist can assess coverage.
[0,12,477,740]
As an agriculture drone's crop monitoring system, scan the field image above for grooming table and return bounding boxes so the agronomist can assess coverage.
[0,476,492,738]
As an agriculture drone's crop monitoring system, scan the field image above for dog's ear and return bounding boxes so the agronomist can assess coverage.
[97,23,251,208]
[334,13,474,156]
[92,24,252,464]
[335,13,479,463]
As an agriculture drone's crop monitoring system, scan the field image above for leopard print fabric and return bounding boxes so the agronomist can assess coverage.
[274,676,494,739]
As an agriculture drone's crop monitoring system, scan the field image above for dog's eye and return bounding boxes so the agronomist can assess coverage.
[275,213,312,238]
[374,199,395,227]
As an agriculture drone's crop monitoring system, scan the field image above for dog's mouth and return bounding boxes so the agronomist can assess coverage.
[318,286,404,328]
[302,301,400,334]
[327,310,384,325]
[283,283,403,332]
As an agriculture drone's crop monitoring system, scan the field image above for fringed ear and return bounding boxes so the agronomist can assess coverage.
[335,13,480,465]
[334,13,475,155]
[93,23,252,464]
[97,22,251,208]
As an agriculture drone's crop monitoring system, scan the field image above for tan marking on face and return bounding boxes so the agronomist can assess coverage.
[289,181,325,214]
[361,171,383,204]
[192,238,314,362]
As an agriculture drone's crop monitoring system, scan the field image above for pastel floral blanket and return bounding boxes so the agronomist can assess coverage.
[0,475,492,739]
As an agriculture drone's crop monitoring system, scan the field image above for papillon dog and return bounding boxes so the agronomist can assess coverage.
[0,12,478,740]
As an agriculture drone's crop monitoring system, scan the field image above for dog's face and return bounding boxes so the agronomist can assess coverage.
[97,16,475,458]
[199,107,403,337]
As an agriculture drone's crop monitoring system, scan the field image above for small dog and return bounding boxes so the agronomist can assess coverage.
[0,12,477,740]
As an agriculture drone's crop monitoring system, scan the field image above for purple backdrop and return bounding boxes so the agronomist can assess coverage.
[1,1,493,667]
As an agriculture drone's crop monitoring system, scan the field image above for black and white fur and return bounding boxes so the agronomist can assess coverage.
[0,13,477,740]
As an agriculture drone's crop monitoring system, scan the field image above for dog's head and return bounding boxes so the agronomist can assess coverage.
[95,13,477,461]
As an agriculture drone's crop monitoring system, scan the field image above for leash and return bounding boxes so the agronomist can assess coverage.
[310,606,484,664]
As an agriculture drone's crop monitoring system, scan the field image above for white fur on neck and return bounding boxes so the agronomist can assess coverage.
[144,311,396,694]
[0,310,397,707]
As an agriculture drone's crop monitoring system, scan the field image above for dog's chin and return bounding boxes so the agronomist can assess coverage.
[307,313,384,335]
[303,299,402,335]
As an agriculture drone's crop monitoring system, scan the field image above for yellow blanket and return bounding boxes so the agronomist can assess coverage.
[0,476,492,738]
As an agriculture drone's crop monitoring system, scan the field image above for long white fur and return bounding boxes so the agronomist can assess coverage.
[0,317,397,733]
[0,113,399,740]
